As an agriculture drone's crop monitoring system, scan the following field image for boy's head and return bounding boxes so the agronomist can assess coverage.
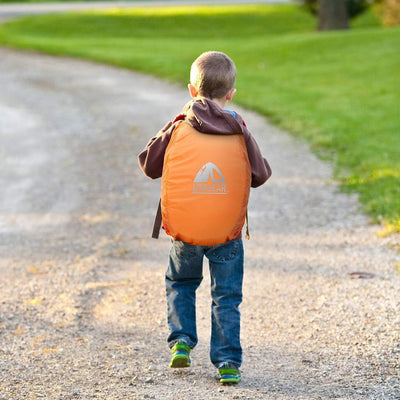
[189,51,236,101]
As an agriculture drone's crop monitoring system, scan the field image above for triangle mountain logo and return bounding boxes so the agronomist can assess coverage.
[192,162,228,194]
[194,162,225,183]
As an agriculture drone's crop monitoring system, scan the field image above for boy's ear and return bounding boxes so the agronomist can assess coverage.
[226,88,236,101]
[188,84,198,98]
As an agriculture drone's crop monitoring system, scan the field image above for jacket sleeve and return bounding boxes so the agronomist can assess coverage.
[137,121,176,179]
[244,129,272,188]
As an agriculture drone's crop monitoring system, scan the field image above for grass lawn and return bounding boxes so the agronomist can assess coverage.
[0,4,399,232]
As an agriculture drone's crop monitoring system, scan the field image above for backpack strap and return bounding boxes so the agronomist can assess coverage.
[152,199,162,239]
[245,209,250,240]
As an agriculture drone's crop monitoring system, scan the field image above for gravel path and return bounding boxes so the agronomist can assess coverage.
[0,47,399,400]
[0,0,291,23]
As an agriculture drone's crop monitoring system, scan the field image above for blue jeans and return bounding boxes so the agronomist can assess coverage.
[165,238,243,368]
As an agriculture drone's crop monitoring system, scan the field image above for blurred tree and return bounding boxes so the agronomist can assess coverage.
[302,0,372,30]
[376,0,400,26]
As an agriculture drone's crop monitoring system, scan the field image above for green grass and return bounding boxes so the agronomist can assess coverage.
[0,4,399,230]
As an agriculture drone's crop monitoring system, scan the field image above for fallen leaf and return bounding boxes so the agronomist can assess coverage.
[24,296,43,306]
[12,325,25,335]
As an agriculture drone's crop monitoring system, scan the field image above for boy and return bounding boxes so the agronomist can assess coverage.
[138,51,271,383]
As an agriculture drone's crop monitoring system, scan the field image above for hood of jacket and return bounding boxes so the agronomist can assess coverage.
[181,97,247,136]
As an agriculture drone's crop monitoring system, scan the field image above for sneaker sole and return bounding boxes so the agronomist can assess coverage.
[169,354,190,368]
[220,374,241,384]
[220,376,241,384]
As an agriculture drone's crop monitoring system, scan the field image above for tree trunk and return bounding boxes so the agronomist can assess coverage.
[318,0,349,31]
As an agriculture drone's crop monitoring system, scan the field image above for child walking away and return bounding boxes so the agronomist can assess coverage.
[138,51,271,384]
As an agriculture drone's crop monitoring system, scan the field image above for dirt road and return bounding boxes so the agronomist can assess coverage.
[0,47,399,400]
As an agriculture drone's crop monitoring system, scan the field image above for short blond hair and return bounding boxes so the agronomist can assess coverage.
[190,51,236,99]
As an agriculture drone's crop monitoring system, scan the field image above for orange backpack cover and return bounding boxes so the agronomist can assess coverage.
[161,121,251,246]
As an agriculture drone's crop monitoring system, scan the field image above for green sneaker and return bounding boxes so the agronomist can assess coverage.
[218,362,241,384]
[169,339,191,368]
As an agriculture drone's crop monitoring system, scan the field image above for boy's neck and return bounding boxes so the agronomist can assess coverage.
[208,97,228,109]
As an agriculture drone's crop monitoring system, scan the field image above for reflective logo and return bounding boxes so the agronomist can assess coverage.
[192,162,227,194]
